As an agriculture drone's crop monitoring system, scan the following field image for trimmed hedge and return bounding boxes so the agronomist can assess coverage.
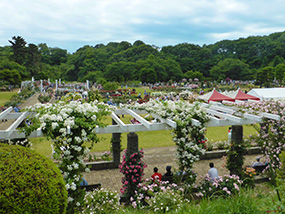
[0,143,67,214]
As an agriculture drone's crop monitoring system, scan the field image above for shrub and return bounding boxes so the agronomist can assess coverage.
[145,189,188,213]
[196,174,242,198]
[0,143,68,214]
[82,188,121,214]
[276,150,285,181]
[119,149,147,200]
[130,181,185,211]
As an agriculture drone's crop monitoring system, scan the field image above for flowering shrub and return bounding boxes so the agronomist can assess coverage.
[5,138,32,147]
[227,99,284,201]
[63,92,83,102]
[179,90,192,100]
[145,189,188,213]
[119,149,147,199]
[24,100,114,212]
[130,181,185,212]
[242,167,256,188]
[88,151,112,162]
[126,100,210,186]
[38,93,53,103]
[82,188,120,214]
[196,174,242,198]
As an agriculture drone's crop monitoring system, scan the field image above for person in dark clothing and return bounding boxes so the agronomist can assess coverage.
[163,166,173,177]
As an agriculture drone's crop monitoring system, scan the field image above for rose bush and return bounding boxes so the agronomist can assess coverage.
[24,100,114,212]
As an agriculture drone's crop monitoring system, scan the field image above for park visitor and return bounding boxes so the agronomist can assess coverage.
[163,166,173,177]
[151,167,162,183]
[208,162,219,182]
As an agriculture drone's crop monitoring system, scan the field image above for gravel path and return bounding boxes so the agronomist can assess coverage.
[83,146,259,193]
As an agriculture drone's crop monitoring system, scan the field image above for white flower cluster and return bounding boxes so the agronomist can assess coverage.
[126,100,210,183]
[26,99,114,208]
[179,90,193,100]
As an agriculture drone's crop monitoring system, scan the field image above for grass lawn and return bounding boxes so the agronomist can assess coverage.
[0,91,17,106]
[31,122,258,157]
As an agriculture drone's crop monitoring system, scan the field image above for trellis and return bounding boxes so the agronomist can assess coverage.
[0,101,280,140]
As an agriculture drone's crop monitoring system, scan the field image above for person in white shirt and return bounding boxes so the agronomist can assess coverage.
[252,157,263,167]
[208,162,219,183]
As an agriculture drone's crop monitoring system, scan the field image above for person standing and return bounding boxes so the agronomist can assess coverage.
[208,162,219,182]
[228,127,232,142]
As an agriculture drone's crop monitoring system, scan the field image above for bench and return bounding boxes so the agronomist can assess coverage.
[253,165,267,174]
[80,183,101,191]
[161,176,174,183]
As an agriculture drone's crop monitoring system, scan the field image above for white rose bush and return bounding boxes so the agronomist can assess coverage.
[24,100,114,213]
[126,99,210,186]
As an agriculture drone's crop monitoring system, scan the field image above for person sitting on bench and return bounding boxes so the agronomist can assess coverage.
[163,166,173,177]
[252,157,263,167]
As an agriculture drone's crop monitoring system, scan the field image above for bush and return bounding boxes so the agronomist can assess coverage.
[82,188,121,214]
[196,174,242,198]
[0,143,68,214]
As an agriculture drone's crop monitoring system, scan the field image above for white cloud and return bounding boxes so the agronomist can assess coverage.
[0,0,284,52]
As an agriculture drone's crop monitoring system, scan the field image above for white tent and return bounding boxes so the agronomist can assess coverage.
[247,88,285,100]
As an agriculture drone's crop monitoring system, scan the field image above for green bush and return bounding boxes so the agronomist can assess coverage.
[276,150,285,181]
[0,143,67,214]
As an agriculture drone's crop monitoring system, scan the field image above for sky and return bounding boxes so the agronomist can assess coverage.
[0,0,284,53]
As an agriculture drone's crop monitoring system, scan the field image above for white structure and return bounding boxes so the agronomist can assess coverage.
[0,102,281,140]
[248,88,285,100]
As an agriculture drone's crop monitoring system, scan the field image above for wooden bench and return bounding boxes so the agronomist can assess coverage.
[161,176,174,183]
[80,183,101,191]
[253,165,267,174]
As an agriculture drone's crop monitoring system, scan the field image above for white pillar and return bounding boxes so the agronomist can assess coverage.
[55,80,58,91]
[59,79,61,86]
[40,80,43,93]
[86,80,89,90]
[48,78,50,84]
[32,77,34,82]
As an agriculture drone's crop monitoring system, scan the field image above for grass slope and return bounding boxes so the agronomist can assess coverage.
[0,92,17,106]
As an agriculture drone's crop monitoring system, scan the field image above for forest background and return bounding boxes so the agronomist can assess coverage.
[1,31,285,87]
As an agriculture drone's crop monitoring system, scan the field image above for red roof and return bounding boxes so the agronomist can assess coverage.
[208,89,235,103]
[234,89,260,101]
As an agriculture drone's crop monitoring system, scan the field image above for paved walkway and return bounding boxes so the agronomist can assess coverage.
[83,146,259,193]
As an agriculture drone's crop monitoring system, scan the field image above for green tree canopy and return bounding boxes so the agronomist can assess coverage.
[210,58,251,81]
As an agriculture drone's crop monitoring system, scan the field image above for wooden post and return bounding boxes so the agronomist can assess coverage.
[127,132,138,157]
[111,118,121,167]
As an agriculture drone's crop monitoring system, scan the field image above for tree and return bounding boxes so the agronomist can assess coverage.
[25,44,41,77]
[81,70,104,84]
[0,58,28,79]
[184,70,204,81]
[8,36,27,65]
[275,63,285,83]
[256,66,274,87]
[210,58,250,80]
[140,68,157,83]
[0,69,21,85]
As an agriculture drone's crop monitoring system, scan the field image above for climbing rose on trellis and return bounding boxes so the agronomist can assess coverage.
[24,100,114,212]
[119,149,147,199]
[125,99,210,185]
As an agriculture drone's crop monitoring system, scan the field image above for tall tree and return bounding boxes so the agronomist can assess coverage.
[8,36,27,65]
[275,63,285,83]
[26,44,41,77]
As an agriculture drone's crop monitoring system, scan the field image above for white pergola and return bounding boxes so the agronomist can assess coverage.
[0,101,281,140]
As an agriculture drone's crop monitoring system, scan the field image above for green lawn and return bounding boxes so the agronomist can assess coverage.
[31,124,258,157]
[0,91,17,106]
